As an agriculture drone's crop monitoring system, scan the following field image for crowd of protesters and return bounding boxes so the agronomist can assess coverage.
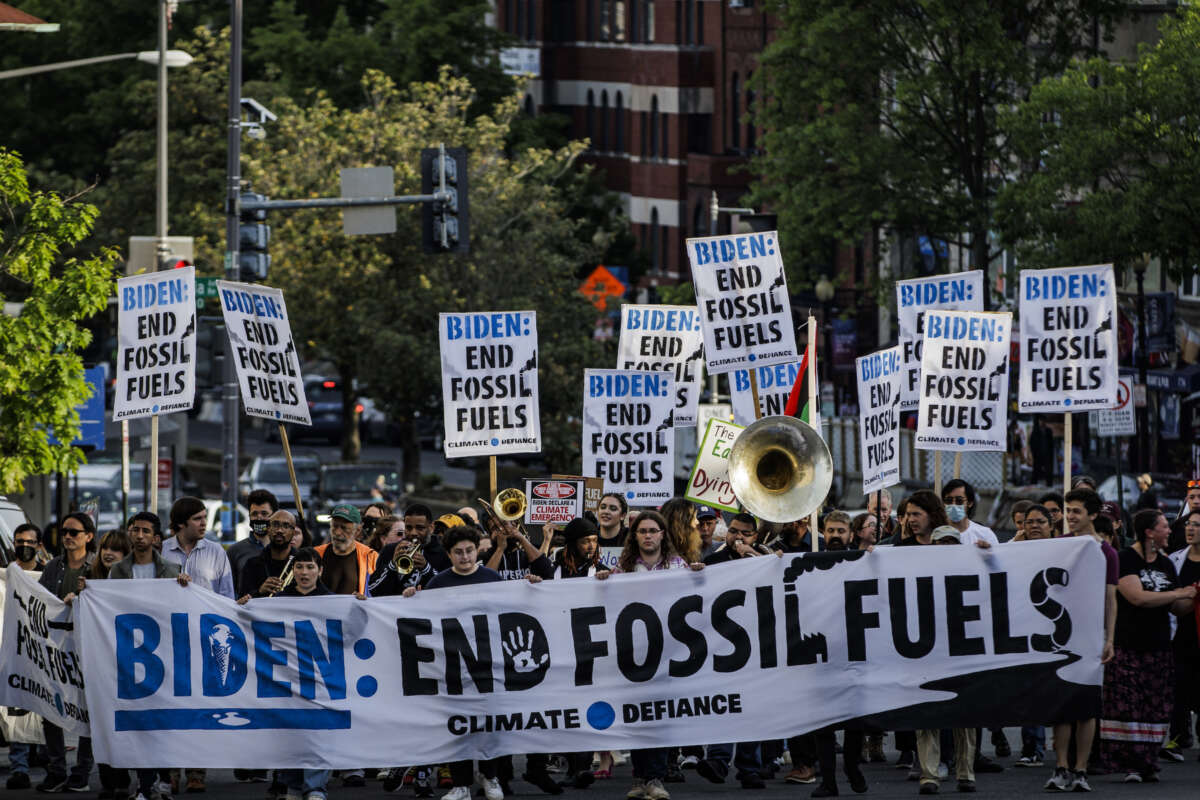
[4,475,1200,800]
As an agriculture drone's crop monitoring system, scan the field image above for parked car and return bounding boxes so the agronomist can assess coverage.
[0,495,30,566]
[308,462,401,538]
[202,499,251,543]
[270,376,389,445]
[238,453,322,511]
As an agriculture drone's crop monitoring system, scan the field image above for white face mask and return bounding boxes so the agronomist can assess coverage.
[946,504,967,523]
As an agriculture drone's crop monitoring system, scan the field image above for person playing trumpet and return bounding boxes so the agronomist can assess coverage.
[237,510,299,600]
[483,498,555,581]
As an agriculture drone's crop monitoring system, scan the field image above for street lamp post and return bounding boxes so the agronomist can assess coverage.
[1133,256,1150,472]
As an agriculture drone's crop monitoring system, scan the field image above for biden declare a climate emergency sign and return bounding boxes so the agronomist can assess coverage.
[216,281,311,426]
[73,540,1104,768]
[582,369,674,503]
[686,231,798,374]
[1018,265,1118,413]
[113,267,197,421]
[439,311,541,459]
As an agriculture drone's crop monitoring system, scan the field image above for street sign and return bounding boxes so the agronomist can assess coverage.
[195,276,219,309]
[76,367,106,451]
[1089,377,1136,437]
[158,458,173,490]
[341,166,396,235]
[579,265,625,309]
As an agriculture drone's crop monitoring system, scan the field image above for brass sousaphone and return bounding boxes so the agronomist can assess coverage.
[727,415,833,523]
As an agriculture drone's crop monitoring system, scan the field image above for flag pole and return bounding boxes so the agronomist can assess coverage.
[808,315,819,551]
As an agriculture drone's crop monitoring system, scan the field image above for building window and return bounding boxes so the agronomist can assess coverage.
[615,92,625,152]
[613,0,626,41]
[586,90,595,146]
[601,0,611,40]
[685,0,694,44]
[693,202,706,237]
[696,0,703,43]
[507,0,517,34]
[746,74,756,151]
[730,72,740,151]
[600,90,609,151]
[586,0,595,40]
[641,110,649,157]
[675,0,682,44]
[526,0,536,40]
[650,95,660,158]
[661,112,669,159]
[644,0,655,43]
[651,208,661,270]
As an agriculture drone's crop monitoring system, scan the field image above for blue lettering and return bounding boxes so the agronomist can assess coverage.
[446,316,463,340]
[252,620,291,698]
[296,620,346,701]
[692,242,711,266]
[171,613,191,696]
[116,614,164,700]
[749,234,767,258]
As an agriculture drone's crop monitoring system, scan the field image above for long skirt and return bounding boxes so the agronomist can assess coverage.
[1097,647,1174,775]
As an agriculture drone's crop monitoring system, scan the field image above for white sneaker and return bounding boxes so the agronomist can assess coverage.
[627,780,647,800]
[678,756,698,769]
[442,787,471,800]
[937,762,949,780]
[132,793,149,800]
[153,781,173,800]
[644,778,670,800]
[478,775,503,800]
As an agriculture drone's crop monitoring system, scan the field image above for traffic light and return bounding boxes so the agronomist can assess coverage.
[195,321,225,387]
[239,191,271,281]
[421,146,470,254]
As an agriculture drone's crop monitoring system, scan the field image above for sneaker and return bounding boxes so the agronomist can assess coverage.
[918,782,939,795]
[65,777,90,793]
[341,774,366,789]
[695,760,726,784]
[1122,772,1141,784]
[785,768,816,785]
[907,768,921,782]
[521,772,563,796]
[7,774,32,791]
[973,756,1003,774]
[442,788,471,800]
[896,751,915,770]
[302,793,327,800]
[414,769,434,799]
[477,776,503,800]
[847,770,867,794]
[1071,771,1091,792]
[739,774,765,790]
[643,779,670,800]
[1015,756,1043,768]
[937,763,949,780]
[626,780,647,800]
[993,730,1012,758]
[1140,771,1159,783]
[438,768,453,789]
[810,787,838,798]
[1159,744,1185,763]
[678,756,699,770]
[381,769,405,793]
[1044,767,1074,791]
[957,780,976,793]
[154,781,174,800]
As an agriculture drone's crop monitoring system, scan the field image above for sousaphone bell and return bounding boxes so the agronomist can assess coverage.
[727,415,833,523]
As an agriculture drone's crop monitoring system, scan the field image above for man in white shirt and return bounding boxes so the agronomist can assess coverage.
[941,479,999,548]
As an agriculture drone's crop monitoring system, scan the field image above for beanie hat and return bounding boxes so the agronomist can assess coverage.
[169,496,207,532]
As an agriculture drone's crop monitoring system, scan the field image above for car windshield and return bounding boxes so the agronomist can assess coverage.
[259,461,319,484]
[307,384,341,404]
[323,467,398,495]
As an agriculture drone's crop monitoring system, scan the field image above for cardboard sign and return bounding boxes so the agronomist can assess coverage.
[113,268,197,420]
[617,304,705,426]
[916,311,1012,451]
[1018,264,1119,413]
[896,271,984,410]
[582,369,674,503]
[439,311,540,458]
[686,231,798,374]
[522,479,585,525]
[215,281,311,425]
[1089,377,1136,437]
[730,359,803,425]
[685,418,744,513]
[856,346,903,494]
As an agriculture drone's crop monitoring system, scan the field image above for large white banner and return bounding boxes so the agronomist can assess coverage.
[686,231,798,374]
[0,565,90,735]
[216,281,311,425]
[582,369,674,504]
[1018,265,1119,413]
[856,347,902,494]
[440,311,540,458]
[896,271,984,410]
[917,311,1012,452]
[617,305,705,427]
[76,539,1104,768]
[730,359,803,425]
[113,267,197,420]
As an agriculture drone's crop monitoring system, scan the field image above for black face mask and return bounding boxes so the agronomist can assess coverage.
[15,544,37,563]
[250,520,269,537]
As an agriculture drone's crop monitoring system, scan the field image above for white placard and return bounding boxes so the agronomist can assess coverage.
[439,311,541,458]
[582,369,674,504]
[730,359,803,425]
[1018,265,1119,413]
[896,271,984,411]
[617,304,705,427]
[113,267,197,420]
[216,281,311,425]
[522,479,585,525]
[76,539,1104,768]
[0,565,90,735]
[686,231,798,374]
[916,311,1012,451]
[1089,377,1136,437]
[856,346,903,494]
[684,417,744,513]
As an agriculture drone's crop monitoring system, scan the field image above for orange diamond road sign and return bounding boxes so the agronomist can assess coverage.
[579,265,626,309]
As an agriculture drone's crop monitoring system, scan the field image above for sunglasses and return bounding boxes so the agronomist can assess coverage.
[61,528,87,537]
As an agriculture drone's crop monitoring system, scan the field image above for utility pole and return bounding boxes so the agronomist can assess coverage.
[221,0,244,538]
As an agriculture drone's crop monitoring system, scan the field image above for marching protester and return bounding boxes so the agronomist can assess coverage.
[399,504,450,572]
[660,498,703,565]
[703,512,771,564]
[88,531,131,580]
[1038,493,1064,532]
[361,501,391,545]
[697,506,720,559]
[1009,500,1032,541]
[1168,479,1200,553]
[771,515,821,553]
[851,513,878,549]
[1019,505,1053,542]
[1166,514,1200,759]
[36,513,95,793]
[1097,508,1196,783]
[866,489,894,539]
[483,511,555,581]
[225,489,278,588]
[313,505,378,599]
[5,524,45,790]
[897,491,946,547]
[596,493,629,547]
[365,514,404,552]
[940,480,998,547]
[238,510,301,599]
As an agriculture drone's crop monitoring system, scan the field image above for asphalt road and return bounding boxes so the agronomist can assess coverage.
[5,732,1199,800]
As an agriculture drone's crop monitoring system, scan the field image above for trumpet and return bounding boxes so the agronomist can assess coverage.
[392,540,423,574]
[269,557,295,596]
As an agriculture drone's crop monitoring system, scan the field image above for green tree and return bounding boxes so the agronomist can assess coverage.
[0,149,118,493]
[243,70,611,481]
[997,6,1200,276]
[751,0,1123,301]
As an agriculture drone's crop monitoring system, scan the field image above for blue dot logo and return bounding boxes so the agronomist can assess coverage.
[353,638,376,660]
[626,491,635,499]
[1064,398,1072,407]
[748,353,757,362]
[491,438,499,446]
[586,701,615,730]
[957,437,965,445]
[275,411,281,419]
[152,405,160,414]
[54,693,63,717]
[356,675,378,698]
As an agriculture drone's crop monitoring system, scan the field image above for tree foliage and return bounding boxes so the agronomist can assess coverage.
[997,6,1200,275]
[0,149,118,492]
[750,0,1123,299]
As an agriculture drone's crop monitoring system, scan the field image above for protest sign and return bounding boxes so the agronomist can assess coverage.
[78,539,1102,768]
[1089,377,1136,437]
[216,281,311,425]
[856,346,903,494]
[896,271,984,410]
[684,418,744,513]
[916,311,1012,451]
[730,359,803,425]
[686,231,798,374]
[113,267,196,420]
[522,479,585,525]
[0,565,89,736]
[694,403,733,448]
[597,546,622,571]
[582,369,674,503]
[1018,265,1119,412]
[440,311,540,459]
[552,474,604,516]
[617,304,705,426]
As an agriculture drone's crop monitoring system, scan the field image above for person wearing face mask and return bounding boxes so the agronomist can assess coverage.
[940,480,998,548]
[5,524,45,791]
[237,510,301,599]
[225,489,279,590]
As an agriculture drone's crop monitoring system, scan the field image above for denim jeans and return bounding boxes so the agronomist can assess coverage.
[705,741,763,778]
[42,722,93,781]
[8,742,30,774]
[630,748,668,781]
[1021,725,1046,759]
[278,769,330,798]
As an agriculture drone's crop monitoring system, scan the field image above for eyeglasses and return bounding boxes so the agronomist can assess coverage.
[61,527,87,537]
[267,522,295,530]
[636,527,663,534]
[943,496,968,505]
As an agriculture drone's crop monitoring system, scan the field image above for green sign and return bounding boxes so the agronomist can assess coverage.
[195,277,219,309]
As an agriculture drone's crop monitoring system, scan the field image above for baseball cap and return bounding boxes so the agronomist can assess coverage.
[1099,501,1122,522]
[330,504,362,524]
[695,505,718,520]
[435,513,466,529]
[931,525,960,543]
